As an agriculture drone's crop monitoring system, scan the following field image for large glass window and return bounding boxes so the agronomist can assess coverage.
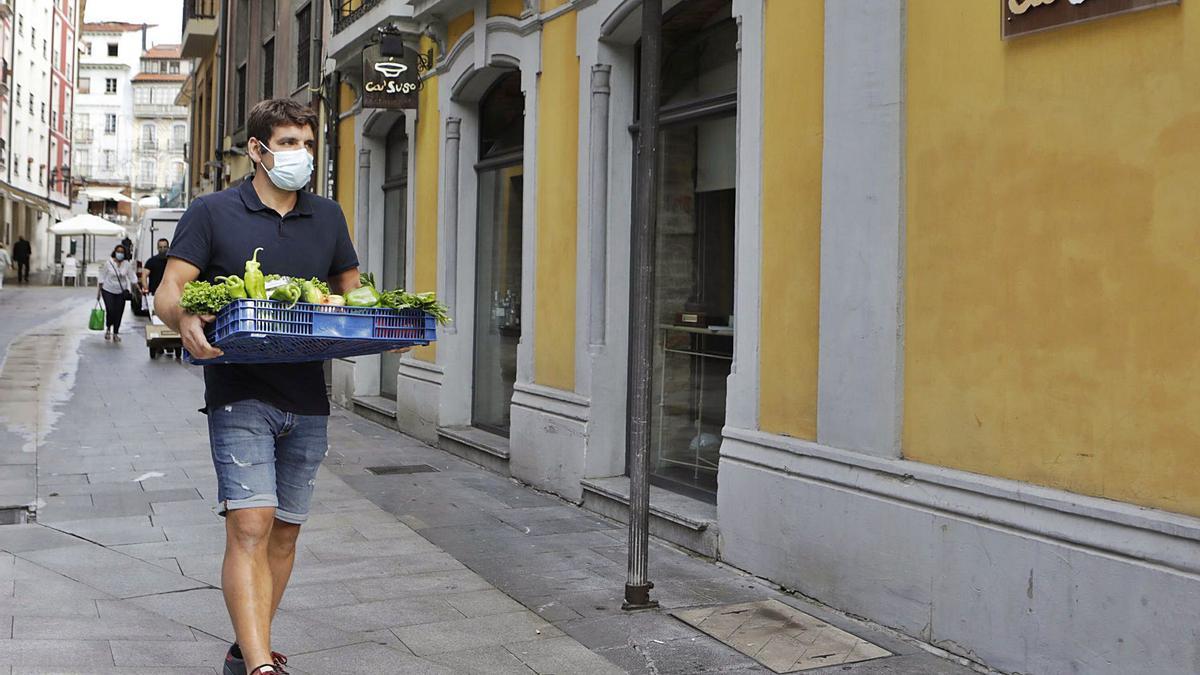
[636,0,737,501]
[380,121,408,400]
[473,71,524,435]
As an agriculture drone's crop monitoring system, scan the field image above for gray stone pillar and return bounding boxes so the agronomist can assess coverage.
[443,117,461,331]
[587,65,612,347]
[356,149,371,267]
[817,0,906,458]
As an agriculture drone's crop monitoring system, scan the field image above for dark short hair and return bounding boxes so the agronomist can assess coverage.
[247,99,318,146]
[157,238,169,245]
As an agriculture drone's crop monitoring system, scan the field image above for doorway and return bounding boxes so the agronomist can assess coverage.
[380,120,408,400]
[472,71,525,436]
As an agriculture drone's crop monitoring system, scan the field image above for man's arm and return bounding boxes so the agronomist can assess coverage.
[155,258,223,360]
[328,267,361,296]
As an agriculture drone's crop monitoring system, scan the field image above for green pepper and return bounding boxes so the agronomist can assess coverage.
[244,247,266,300]
[214,275,247,299]
[345,285,381,307]
[301,279,324,304]
[270,282,302,308]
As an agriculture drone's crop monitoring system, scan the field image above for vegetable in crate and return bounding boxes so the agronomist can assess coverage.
[346,272,382,307]
[270,279,303,308]
[214,275,247,299]
[301,279,327,304]
[379,289,452,325]
[179,280,234,315]
[244,247,266,299]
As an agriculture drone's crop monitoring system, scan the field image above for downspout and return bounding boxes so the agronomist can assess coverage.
[213,0,228,188]
[327,69,338,200]
[312,0,324,193]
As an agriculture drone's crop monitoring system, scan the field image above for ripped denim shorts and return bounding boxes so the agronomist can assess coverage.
[206,399,329,525]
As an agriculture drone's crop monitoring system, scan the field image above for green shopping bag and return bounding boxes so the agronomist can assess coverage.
[88,301,105,331]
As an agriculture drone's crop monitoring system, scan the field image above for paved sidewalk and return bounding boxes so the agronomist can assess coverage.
[0,290,982,674]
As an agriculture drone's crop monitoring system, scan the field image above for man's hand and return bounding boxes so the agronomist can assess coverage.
[388,346,414,354]
[180,313,223,360]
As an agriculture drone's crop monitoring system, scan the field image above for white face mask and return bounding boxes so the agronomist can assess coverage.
[258,142,313,192]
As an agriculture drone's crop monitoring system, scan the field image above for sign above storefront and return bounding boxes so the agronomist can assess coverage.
[1003,0,1179,39]
[362,41,420,109]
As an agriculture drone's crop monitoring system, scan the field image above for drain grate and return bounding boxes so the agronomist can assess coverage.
[0,506,32,525]
[365,464,441,475]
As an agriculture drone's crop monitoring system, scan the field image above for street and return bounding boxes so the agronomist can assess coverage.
[0,286,979,674]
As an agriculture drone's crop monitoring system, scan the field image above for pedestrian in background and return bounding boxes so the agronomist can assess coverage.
[12,236,30,284]
[97,243,140,342]
[0,242,10,289]
[143,238,170,295]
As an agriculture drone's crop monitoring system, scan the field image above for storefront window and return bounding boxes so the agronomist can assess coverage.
[638,0,737,501]
[473,71,524,435]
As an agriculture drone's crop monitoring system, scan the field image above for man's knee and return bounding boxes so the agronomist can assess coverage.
[269,520,301,556]
[226,508,277,551]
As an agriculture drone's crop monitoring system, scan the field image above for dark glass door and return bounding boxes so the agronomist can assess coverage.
[472,72,524,435]
[380,121,408,400]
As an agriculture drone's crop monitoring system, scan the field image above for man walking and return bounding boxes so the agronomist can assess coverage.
[155,99,362,675]
[12,236,31,284]
[142,237,170,296]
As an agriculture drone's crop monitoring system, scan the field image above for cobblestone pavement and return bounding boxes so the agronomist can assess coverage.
[0,287,984,674]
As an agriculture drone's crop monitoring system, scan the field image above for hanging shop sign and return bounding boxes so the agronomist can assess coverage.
[1003,0,1179,39]
[362,40,420,109]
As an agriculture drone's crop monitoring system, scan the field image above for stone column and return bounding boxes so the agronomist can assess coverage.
[587,65,612,347]
[443,117,462,331]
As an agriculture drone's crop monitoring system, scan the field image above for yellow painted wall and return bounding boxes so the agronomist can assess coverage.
[758,0,823,440]
[533,11,579,391]
[335,83,357,242]
[448,11,474,49]
[412,36,441,363]
[540,0,568,11]
[905,2,1200,515]
[489,0,524,18]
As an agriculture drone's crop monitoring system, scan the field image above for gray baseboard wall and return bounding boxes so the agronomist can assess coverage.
[717,427,1200,675]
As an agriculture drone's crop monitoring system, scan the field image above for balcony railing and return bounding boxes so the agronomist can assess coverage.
[135,178,158,190]
[140,140,158,151]
[169,140,186,153]
[333,0,383,34]
[134,103,188,118]
[183,0,216,27]
[76,129,95,144]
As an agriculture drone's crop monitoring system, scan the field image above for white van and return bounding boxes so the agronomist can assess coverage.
[132,208,186,317]
[134,207,186,263]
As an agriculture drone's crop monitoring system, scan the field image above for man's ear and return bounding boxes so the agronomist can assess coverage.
[248,138,263,165]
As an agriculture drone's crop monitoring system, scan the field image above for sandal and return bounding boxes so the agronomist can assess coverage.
[250,666,278,675]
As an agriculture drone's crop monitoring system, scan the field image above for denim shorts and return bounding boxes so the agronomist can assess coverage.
[206,399,329,525]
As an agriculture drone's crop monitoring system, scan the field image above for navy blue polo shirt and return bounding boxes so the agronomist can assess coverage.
[169,180,359,416]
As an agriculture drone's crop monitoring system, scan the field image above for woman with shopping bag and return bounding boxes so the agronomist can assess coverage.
[96,244,141,342]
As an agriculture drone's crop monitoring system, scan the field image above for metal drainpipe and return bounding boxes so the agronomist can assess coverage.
[624,0,662,612]
[327,69,339,200]
[213,0,229,189]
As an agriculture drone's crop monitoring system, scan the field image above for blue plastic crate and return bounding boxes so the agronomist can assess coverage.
[185,299,437,365]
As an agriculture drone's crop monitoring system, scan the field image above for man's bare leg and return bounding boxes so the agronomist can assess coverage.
[268,520,302,616]
[223,508,277,671]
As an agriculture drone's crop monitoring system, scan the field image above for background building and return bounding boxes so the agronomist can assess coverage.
[0,0,80,274]
[130,43,188,206]
[73,21,145,224]
[180,0,329,200]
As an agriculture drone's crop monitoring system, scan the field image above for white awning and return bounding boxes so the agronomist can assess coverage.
[81,188,133,203]
[49,213,128,236]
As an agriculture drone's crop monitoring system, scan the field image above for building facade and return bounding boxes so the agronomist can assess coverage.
[130,44,189,205]
[0,0,79,272]
[180,0,332,199]
[73,22,145,223]
[314,1,1200,674]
